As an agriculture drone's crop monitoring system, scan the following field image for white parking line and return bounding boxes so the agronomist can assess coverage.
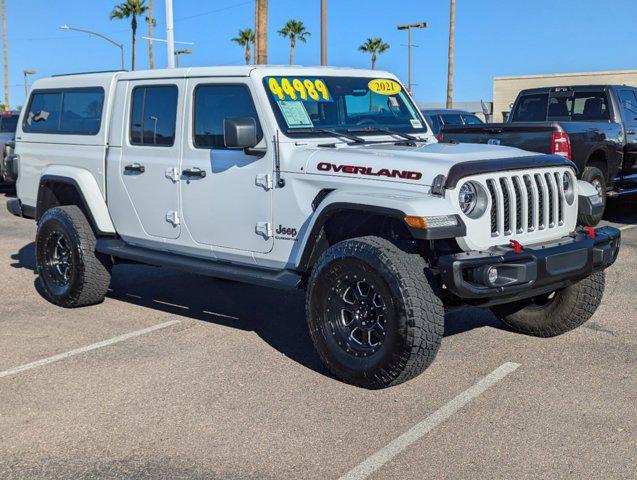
[619,224,636,231]
[0,320,181,380]
[339,362,521,480]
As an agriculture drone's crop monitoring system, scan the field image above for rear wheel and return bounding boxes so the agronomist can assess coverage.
[491,271,605,337]
[578,165,606,226]
[306,236,444,389]
[36,205,112,307]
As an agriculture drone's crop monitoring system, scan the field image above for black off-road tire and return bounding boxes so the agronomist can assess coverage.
[491,271,605,337]
[36,205,112,308]
[578,165,606,226]
[306,236,444,389]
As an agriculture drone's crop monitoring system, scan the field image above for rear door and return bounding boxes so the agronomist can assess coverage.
[118,80,185,240]
[616,88,637,189]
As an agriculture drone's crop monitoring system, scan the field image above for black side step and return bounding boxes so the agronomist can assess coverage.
[96,239,302,290]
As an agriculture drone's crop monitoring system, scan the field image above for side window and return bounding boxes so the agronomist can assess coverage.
[194,84,263,149]
[60,89,104,134]
[24,88,104,134]
[511,94,548,122]
[24,92,63,133]
[571,92,609,121]
[618,90,637,117]
[462,114,483,125]
[130,85,178,146]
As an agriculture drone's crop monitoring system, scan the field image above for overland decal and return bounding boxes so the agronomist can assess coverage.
[317,162,422,180]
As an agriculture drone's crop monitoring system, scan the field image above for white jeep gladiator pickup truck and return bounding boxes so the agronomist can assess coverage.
[7,66,621,389]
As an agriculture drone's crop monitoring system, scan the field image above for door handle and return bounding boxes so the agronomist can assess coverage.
[182,167,207,178]
[124,163,145,173]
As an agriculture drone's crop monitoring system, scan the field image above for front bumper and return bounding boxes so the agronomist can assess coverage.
[438,226,620,306]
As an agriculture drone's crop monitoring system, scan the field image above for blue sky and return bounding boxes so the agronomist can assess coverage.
[4,0,637,107]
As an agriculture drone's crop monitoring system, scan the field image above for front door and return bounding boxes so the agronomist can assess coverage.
[119,80,185,240]
[617,88,637,189]
[180,80,273,254]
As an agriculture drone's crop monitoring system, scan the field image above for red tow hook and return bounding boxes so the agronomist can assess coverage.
[583,226,596,238]
[509,239,523,253]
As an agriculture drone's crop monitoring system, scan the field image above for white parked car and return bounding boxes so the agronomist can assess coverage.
[7,66,620,388]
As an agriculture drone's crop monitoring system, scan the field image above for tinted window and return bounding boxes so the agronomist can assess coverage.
[512,93,548,122]
[440,114,463,125]
[24,92,62,133]
[130,85,178,146]
[0,114,19,132]
[571,92,609,121]
[618,90,637,117]
[24,88,104,134]
[462,114,483,125]
[194,85,262,149]
[423,114,441,135]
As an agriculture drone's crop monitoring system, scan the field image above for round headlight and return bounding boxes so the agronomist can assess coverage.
[459,182,478,215]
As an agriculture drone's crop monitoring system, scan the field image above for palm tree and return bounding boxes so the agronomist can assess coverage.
[110,0,149,71]
[446,0,456,108]
[147,0,154,69]
[2,0,9,110]
[278,20,310,65]
[358,38,389,70]
[232,28,255,65]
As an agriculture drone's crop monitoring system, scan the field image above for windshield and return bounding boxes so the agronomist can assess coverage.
[263,76,427,137]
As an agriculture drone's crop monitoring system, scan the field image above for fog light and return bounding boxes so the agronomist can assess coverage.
[487,267,499,285]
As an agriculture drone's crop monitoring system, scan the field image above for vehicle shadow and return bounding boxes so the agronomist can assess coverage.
[0,183,16,198]
[10,242,508,379]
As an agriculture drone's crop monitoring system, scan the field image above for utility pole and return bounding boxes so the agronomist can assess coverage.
[397,22,427,93]
[255,0,268,64]
[446,0,455,108]
[23,70,35,100]
[166,0,175,68]
[320,0,327,66]
[148,0,154,69]
[2,0,9,110]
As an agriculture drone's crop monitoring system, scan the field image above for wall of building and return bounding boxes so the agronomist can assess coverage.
[493,70,637,122]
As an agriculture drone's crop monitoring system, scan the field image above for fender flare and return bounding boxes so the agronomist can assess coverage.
[37,168,116,235]
[293,195,465,272]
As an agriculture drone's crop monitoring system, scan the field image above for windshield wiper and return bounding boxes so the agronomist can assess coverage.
[290,128,366,143]
[347,127,423,142]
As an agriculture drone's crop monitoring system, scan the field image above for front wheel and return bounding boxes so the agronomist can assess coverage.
[306,236,444,389]
[491,271,605,337]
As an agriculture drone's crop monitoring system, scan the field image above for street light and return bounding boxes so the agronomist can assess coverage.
[23,69,36,100]
[397,22,427,93]
[174,49,192,68]
[59,24,125,70]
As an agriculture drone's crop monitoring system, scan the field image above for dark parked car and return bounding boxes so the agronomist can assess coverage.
[0,110,20,184]
[420,108,483,136]
[438,85,637,225]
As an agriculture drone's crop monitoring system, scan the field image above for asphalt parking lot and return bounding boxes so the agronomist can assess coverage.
[0,188,635,480]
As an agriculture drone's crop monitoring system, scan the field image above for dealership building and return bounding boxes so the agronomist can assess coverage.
[493,69,637,121]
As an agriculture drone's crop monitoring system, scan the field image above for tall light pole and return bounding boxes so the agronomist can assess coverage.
[60,25,125,70]
[397,22,427,93]
[174,48,191,68]
[23,69,35,100]
[2,0,9,110]
[320,0,327,66]
[446,0,455,109]
[165,0,175,68]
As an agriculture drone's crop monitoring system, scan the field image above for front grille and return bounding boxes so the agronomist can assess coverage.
[486,169,567,238]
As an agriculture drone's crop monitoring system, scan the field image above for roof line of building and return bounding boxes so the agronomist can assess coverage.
[494,69,637,81]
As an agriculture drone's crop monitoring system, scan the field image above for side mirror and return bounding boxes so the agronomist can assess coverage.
[224,117,258,149]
